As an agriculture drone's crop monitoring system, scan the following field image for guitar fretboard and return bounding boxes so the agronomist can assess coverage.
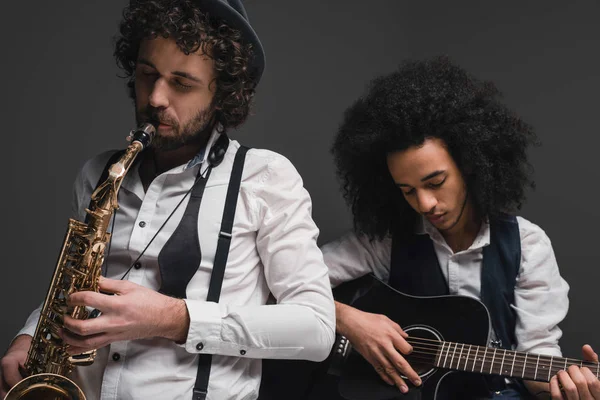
[409,339,600,382]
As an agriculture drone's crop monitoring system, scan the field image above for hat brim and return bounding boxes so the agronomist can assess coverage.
[195,0,266,84]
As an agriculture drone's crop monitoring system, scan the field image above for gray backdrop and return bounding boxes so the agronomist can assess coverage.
[1,0,598,362]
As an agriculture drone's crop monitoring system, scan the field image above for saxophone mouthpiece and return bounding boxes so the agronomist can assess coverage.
[128,123,156,149]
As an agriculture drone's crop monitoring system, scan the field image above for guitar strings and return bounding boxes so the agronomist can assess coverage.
[407,341,597,369]
[405,335,598,367]
[401,348,598,379]
[392,353,565,381]
[393,337,599,376]
[406,347,576,373]
[408,343,591,369]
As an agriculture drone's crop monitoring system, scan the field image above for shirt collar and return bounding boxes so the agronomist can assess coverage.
[186,125,223,170]
[416,215,491,251]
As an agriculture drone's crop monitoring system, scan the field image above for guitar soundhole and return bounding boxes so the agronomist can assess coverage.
[402,325,442,380]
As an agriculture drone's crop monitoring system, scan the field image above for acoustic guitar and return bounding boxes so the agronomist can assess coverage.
[325,274,599,400]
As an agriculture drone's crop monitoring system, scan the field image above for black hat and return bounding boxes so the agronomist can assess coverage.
[194,0,266,83]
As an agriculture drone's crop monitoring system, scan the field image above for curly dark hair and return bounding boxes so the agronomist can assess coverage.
[114,0,256,130]
[332,56,539,240]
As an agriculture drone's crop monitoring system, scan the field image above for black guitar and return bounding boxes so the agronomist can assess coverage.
[321,274,599,400]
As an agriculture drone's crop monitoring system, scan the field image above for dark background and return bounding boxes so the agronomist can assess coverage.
[1,0,598,361]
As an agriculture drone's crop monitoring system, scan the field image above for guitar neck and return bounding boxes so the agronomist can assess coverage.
[409,339,600,382]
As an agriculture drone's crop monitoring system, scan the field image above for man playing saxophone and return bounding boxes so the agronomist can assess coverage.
[0,1,335,399]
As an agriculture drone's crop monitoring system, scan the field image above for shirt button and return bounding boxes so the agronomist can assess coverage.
[112,353,121,361]
[134,262,142,270]
[240,350,246,355]
[196,342,204,351]
[139,221,147,228]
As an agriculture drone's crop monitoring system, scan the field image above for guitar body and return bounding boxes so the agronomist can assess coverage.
[330,274,493,400]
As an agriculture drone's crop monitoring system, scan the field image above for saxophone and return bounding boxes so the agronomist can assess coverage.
[4,123,155,400]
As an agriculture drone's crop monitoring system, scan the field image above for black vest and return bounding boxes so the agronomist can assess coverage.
[389,214,521,351]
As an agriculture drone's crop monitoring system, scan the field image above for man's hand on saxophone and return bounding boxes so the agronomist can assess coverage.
[0,335,31,398]
[59,276,191,355]
[1,275,191,397]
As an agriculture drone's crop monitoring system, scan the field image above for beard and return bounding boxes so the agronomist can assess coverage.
[135,104,215,152]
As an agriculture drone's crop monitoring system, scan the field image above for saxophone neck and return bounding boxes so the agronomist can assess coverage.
[88,123,155,219]
[90,141,144,212]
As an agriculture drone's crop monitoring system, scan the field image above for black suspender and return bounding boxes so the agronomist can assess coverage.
[193,145,250,400]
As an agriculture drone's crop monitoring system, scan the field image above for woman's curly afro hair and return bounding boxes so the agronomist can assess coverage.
[332,56,539,240]
[114,0,256,130]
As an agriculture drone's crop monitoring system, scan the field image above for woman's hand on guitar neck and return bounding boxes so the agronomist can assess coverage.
[335,301,422,393]
[550,344,600,400]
